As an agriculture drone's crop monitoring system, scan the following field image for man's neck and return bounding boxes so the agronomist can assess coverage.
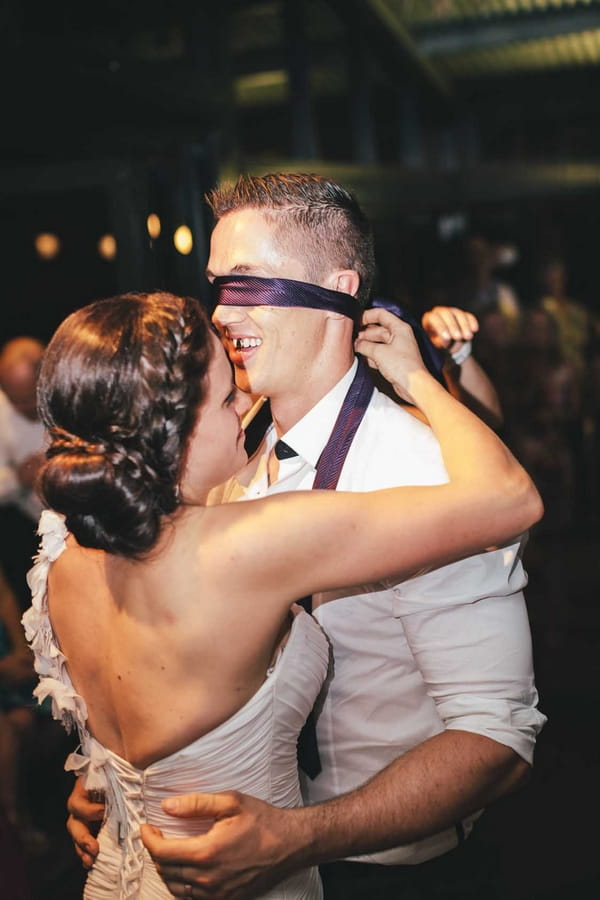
[269,356,355,436]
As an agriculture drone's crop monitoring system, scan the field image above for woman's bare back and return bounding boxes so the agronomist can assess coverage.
[46,507,292,769]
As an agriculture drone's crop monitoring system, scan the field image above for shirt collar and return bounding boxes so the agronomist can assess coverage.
[278,358,358,470]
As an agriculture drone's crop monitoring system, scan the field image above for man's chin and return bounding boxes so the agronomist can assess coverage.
[234,368,256,396]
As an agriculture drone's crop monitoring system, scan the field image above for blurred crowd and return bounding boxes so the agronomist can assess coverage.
[414,236,600,539]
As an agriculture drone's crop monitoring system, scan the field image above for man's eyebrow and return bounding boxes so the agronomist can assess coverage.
[206,263,265,280]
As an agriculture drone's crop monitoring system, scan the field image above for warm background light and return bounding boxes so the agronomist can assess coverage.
[174,224,193,255]
[35,232,60,260]
[98,234,117,260]
[147,213,161,239]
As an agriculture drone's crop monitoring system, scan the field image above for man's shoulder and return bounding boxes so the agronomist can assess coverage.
[364,387,440,442]
[340,388,447,488]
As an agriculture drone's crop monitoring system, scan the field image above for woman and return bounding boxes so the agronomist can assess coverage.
[22,292,541,899]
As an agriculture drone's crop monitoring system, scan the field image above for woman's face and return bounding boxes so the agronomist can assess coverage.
[180,333,252,503]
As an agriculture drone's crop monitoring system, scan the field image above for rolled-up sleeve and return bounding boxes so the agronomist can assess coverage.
[390,538,547,764]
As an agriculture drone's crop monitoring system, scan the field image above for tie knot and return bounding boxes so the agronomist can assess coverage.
[274,440,298,460]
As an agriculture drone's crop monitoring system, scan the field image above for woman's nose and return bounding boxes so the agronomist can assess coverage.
[235,388,254,418]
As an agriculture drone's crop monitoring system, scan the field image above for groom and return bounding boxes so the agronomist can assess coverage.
[70,173,545,899]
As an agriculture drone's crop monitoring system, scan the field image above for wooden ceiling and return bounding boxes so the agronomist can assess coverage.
[3,0,600,169]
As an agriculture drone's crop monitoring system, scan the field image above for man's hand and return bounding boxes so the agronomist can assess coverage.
[141,791,308,900]
[66,777,105,869]
[421,306,478,353]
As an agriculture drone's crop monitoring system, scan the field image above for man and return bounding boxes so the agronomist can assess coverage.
[69,174,545,898]
[0,337,46,607]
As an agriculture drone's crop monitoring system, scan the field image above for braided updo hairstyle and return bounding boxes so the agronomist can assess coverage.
[37,292,214,558]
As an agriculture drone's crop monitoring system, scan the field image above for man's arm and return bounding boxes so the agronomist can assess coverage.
[421,306,503,430]
[141,732,527,899]
[142,536,543,898]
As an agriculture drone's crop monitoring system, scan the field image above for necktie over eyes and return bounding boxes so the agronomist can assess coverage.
[213,275,446,386]
[213,274,360,323]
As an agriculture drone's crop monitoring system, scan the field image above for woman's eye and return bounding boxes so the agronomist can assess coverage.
[225,389,237,405]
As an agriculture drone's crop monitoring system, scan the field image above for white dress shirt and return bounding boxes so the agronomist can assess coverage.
[217,360,546,865]
[0,388,46,521]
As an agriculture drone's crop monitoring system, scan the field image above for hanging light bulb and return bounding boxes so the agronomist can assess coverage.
[35,232,60,260]
[98,234,117,260]
[147,213,161,239]
[174,225,193,255]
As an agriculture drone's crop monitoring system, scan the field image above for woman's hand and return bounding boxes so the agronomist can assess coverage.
[355,308,431,406]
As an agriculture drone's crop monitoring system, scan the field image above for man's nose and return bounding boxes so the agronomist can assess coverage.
[212,304,246,330]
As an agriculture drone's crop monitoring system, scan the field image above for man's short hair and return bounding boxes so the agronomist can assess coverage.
[207,173,376,306]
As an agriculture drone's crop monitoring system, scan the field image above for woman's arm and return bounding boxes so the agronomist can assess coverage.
[213,308,542,608]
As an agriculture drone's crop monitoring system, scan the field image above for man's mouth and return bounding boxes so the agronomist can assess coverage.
[231,337,262,350]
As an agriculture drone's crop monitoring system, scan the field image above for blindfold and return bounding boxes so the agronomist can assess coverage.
[213,275,359,322]
[213,274,446,385]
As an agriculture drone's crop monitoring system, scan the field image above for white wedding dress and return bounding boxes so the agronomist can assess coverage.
[23,510,329,899]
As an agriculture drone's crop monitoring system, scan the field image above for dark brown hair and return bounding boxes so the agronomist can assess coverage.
[37,292,213,558]
[207,173,376,306]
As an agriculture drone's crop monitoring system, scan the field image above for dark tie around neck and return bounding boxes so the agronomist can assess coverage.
[296,359,374,780]
[274,440,298,460]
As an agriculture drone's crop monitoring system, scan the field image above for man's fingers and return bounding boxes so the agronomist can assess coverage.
[161,790,241,820]
[141,826,213,866]
[66,778,105,822]
[66,797,105,822]
[67,814,99,868]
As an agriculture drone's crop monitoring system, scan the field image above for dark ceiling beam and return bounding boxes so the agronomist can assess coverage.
[283,0,319,159]
[325,0,454,104]
[235,159,600,223]
[415,6,600,57]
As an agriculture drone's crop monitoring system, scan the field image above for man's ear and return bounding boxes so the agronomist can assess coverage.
[324,269,360,298]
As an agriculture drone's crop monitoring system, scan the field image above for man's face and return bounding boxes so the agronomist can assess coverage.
[208,208,330,398]
[1,367,38,420]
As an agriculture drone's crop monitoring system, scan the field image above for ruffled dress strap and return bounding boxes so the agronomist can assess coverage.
[21,510,111,797]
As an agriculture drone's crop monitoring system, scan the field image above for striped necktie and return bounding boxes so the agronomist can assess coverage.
[297,360,374,779]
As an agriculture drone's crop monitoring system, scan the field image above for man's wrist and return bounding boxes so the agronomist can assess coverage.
[279,805,324,871]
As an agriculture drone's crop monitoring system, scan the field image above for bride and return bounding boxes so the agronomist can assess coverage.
[22,292,541,899]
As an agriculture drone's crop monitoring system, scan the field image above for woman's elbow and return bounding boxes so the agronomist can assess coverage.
[514,473,544,532]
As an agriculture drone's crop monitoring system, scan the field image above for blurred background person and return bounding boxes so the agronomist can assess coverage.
[538,257,598,381]
[0,337,46,609]
[452,233,521,331]
[0,563,44,854]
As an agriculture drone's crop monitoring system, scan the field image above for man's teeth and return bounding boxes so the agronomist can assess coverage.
[233,338,261,349]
